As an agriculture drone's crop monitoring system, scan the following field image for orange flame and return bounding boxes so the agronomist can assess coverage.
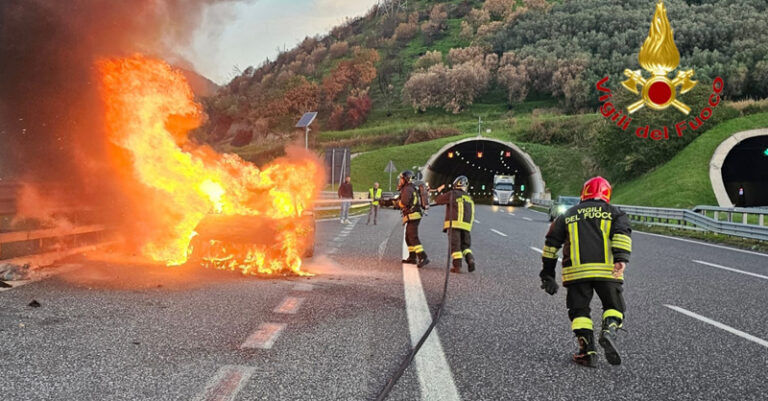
[98,54,321,275]
[638,0,680,75]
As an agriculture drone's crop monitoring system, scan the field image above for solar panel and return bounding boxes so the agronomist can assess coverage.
[295,112,318,128]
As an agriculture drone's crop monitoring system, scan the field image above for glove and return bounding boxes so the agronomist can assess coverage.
[540,276,559,295]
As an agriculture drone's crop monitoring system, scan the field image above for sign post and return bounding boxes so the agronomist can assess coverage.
[384,160,398,192]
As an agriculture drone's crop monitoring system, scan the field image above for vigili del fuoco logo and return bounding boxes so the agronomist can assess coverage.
[595,0,724,141]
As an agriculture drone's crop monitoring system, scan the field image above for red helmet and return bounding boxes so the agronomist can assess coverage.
[581,176,612,203]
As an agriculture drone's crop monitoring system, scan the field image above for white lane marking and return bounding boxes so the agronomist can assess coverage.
[401,230,461,401]
[241,323,286,349]
[490,229,508,237]
[522,217,533,221]
[635,230,768,258]
[474,219,480,224]
[193,365,255,401]
[507,213,516,216]
[527,208,547,215]
[692,260,768,280]
[273,297,304,314]
[293,283,314,291]
[530,246,562,262]
[665,305,768,349]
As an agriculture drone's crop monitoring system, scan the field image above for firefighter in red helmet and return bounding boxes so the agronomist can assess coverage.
[538,176,632,367]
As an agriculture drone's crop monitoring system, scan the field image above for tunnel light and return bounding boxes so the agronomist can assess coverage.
[477,151,483,158]
[505,151,511,157]
[448,151,454,158]
[521,185,525,191]
[764,148,768,156]
[481,185,486,190]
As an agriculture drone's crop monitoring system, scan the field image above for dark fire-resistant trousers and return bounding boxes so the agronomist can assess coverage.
[449,229,472,268]
[566,281,625,331]
[405,219,424,255]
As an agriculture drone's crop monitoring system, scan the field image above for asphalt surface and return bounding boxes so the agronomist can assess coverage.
[1,205,767,400]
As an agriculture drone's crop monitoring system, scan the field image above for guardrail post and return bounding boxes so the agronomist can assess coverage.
[713,210,719,221]
[760,214,765,227]
[728,211,733,222]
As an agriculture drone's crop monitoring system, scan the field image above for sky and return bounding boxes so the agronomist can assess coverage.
[182,0,380,84]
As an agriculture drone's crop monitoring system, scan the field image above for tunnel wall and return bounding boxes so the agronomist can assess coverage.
[709,128,768,207]
[422,137,547,200]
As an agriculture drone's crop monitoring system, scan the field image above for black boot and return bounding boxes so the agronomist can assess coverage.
[450,259,462,273]
[417,252,430,268]
[402,252,417,264]
[573,329,598,368]
[465,254,475,272]
[599,317,622,365]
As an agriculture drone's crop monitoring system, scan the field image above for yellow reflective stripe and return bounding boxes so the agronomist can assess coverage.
[462,249,472,255]
[414,245,424,253]
[468,196,475,230]
[407,246,416,252]
[563,271,622,282]
[571,317,593,331]
[457,199,464,229]
[569,222,581,266]
[612,234,632,252]
[444,221,472,231]
[542,245,558,259]
[451,252,463,259]
[562,263,614,274]
[601,219,613,264]
[404,212,422,222]
[603,309,624,321]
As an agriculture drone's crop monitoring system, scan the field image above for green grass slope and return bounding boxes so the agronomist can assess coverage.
[612,113,768,208]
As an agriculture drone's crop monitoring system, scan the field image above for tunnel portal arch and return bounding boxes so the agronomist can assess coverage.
[422,137,546,200]
[710,129,768,207]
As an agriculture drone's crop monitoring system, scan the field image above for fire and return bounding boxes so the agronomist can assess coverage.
[638,0,680,75]
[98,54,321,275]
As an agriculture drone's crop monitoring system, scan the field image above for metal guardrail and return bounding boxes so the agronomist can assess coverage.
[531,198,768,241]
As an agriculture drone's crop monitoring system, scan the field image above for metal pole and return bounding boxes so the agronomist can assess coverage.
[305,126,309,150]
[331,149,335,189]
[389,171,392,192]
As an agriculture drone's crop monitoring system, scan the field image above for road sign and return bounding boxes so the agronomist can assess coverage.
[384,160,398,173]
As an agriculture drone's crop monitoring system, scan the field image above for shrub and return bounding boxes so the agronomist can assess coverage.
[328,41,349,59]
[394,22,419,42]
[414,50,443,71]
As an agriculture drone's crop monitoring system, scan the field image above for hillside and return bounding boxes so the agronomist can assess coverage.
[199,0,768,202]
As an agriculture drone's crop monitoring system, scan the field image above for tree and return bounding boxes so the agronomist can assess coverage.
[414,50,443,71]
[421,4,447,44]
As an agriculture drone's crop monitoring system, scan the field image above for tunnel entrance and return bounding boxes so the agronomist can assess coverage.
[422,138,545,202]
[721,135,768,207]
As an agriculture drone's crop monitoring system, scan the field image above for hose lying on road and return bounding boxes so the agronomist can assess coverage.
[374,194,454,401]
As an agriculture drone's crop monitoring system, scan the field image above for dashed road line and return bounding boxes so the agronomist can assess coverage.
[241,323,286,350]
[507,213,516,216]
[273,297,304,314]
[522,217,533,222]
[401,231,461,401]
[378,237,388,261]
[635,231,768,258]
[665,305,768,349]
[474,219,480,224]
[490,229,508,237]
[194,365,255,401]
[692,260,768,280]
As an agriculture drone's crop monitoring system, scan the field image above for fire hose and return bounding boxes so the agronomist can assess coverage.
[374,190,454,400]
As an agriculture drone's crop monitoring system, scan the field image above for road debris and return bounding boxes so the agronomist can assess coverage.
[1,263,31,281]
[28,300,41,308]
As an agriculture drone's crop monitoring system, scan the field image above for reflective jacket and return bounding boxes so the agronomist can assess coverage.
[399,184,422,222]
[434,190,474,232]
[369,188,382,206]
[541,199,632,285]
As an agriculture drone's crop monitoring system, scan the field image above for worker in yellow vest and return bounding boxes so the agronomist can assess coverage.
[367,182,382,225]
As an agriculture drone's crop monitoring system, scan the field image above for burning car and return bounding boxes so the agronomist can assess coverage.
[186,210,315,276]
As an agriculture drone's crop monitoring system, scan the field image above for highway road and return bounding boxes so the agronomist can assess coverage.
[1,205,767,400]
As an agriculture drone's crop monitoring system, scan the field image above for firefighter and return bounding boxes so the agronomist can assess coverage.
[367,182,382,225]
[435,176,475,273]
[539,176,632,368]
[398,170,429,268]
